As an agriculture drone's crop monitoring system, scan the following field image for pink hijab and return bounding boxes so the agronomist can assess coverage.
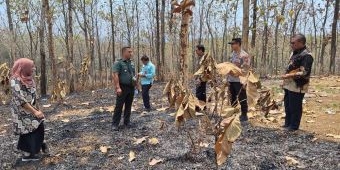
[11,58,36,88]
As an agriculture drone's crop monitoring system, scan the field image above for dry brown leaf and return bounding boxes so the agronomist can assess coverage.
[247,82,259,106]
[105,106,115,112]
[216,62,242,77]
[129,151,136,162]
[156,107,168,111]
[194,67,205,76]
[221,107,239,118]
[163,81,172,95]
[215,117,242,166]
[326,134,340,139]
[175,104,186,126]
[81,102,90,106]
[224,117,242,142]
[311,137,318,142]
[169,112,176,116]
[99,146,111,154]
[133,136,148,145]
[306,120,315,123]
[199,142,209,148]
[195,112,205,116]
[285,156,299,165]
[61,119,70,123]
[215,138,232,166]
[149,158,164,166]
[42,104,51,108]
[148,138,159,145]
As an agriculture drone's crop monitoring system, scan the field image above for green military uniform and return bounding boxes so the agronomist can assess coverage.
[112,58,136,127]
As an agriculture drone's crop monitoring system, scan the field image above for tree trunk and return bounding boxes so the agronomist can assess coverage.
[221,10,228,62]
[68,0,75,92]
[260,0,269,76]
[233,0,239,37]
[123,0,132,46]
[5,0,16,64]
[319,0,330,74]
[198,0,204,45]
[160,0,166,80]
[39,0,47,96]
[155,0,161,81]
[95,4,103,86]
[250,0,257,67]
[46,0,56,88]
[135,0,141,76]
[291,3,303,36]
[25,21,34,59]
[109,0,115,83]
[242,0,250,52]
[312,0,318,74]
[89,1,96,84]
[274,0,286,75]
[206,0,215,57]
[178,0,194,88]
[329,0,339,74]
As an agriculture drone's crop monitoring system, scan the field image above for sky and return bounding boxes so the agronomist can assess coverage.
[0,0,334,37]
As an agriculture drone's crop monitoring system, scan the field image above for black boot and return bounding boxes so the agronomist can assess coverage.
[239,113,248,122]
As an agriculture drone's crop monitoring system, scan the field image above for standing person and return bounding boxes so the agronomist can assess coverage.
[281,34,313,131]
[138,55,156,112]
[227,38,251,122]
[10,58,48,161]
[112,47,136,131]
[195,45,207,111]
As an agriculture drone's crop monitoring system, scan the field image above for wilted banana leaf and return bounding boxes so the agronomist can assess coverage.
[216,62,242,77]
[240,71,260,107]
[247,82,259,106]
[215,116,242,166]
[175,93,206,127]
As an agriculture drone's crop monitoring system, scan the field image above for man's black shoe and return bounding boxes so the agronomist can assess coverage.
[123,123,133,129]
[42,143,50,154]
[239,114,248,122]
[112,125,119,131]
[22,155,40,162]
[287,127,298,131]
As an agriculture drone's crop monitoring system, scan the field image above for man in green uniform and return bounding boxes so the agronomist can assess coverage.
[112,47,136,131]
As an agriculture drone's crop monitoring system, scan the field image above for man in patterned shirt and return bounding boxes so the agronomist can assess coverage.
[281,34,314,131]
[227,38,251,122]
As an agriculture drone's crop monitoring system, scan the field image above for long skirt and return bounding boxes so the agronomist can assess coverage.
[17,123,44,155]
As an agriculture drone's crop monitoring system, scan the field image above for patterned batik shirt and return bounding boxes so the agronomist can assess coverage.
[227,50,251,82]
[10,78,42,135]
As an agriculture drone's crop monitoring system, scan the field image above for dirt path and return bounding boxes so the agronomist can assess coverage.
[0,79,339,170]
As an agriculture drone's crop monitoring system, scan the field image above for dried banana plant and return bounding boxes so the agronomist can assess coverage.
[163,78,186,109]
[167,0,255,166]
[80,56,91,87]
[51,79,67,102]
[256,89,278,117]
[0,63,11,103]
[175,93,205,127]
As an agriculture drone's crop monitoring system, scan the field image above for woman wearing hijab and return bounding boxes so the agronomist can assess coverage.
[10,58,48,161]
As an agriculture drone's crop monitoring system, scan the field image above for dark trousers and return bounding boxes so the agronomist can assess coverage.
[284,89,305,130]
[195,82,206,111]
[229,82,248,114]
[142,84,152,109]
[196,82,207,102]
[112,85,134,126]
[18,123,44,155]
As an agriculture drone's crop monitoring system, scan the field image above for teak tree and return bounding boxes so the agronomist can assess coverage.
[172,0,195,88]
